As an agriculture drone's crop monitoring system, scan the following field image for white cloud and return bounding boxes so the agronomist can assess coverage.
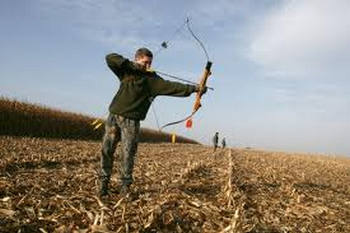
[249,0,350,80]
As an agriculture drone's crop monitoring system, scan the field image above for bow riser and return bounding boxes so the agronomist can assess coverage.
[193,61,212,112]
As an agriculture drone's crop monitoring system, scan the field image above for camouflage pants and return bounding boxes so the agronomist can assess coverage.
[100,113,140,186]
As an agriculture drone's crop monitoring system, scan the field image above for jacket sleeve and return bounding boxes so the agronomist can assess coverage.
[105,53,142,80]
[148,73,197,97]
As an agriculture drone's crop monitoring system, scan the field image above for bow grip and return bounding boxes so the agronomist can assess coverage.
[200,61,212,87]
[193,61,213,112]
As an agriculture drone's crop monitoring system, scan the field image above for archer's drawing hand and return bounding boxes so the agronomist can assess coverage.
[129,61,148,73]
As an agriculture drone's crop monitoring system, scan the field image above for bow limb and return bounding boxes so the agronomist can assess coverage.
[159,111,196,131]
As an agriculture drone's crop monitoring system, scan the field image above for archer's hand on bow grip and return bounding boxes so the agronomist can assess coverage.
[194,85,208,95]
[193,61,212,112]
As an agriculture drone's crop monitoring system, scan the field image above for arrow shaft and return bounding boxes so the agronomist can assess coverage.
[155,70,214,90]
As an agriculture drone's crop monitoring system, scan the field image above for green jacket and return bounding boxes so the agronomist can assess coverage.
[106,53,196,120]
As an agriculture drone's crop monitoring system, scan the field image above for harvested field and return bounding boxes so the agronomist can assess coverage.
[1,136,350,232]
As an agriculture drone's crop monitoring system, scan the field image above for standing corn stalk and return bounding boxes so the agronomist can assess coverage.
[225,149,234,207]
[221,149,242,233]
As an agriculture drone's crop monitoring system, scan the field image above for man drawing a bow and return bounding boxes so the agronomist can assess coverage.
[100,48,207,197]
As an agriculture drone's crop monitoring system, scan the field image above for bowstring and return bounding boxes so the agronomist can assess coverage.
[152,18,191,131]
[151,102,161,131]
[154,19,188,56]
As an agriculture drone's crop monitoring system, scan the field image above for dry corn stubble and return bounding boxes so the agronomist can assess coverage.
[1,136,350,232]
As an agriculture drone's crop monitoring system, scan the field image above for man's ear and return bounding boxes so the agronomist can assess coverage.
[134,55,141,62]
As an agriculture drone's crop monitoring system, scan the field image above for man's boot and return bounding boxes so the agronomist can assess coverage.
[100,179,109,197]
[120,184,130,197]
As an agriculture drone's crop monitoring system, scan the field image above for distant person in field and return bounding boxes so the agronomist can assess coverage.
[221,137,226,149]
[100,48,207,197]
[213,132,219,152]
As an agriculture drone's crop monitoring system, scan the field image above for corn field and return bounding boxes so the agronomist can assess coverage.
[1,136,349,232]
[0,98,197,144]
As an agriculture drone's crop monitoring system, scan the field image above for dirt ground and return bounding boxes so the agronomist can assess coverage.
[1,136,350,232]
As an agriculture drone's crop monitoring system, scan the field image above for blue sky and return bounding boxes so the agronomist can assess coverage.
[1,0,349,155]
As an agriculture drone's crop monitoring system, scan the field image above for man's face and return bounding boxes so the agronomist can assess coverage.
[135,55,152,70]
